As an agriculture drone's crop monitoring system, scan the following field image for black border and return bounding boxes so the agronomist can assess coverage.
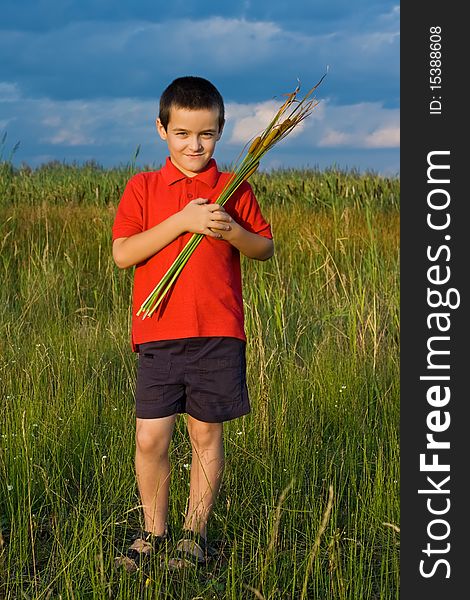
[401,5,466,597]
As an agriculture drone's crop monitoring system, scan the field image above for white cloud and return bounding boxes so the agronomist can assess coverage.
[42,116,61,127]
[315,101,399,149]
[0,82,21,102]
[226,100,284,144]
[358,31,399,52]
[225,98,398,150]
[319,130,353,146]
[379,4,400,24]
[0,82,156,150]
[364,126,400,148]
[47,129,94,147]
[155,17,312,69]
[0,82,399,171]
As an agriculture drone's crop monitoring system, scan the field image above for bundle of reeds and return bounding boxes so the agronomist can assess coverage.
[137,73,327,319]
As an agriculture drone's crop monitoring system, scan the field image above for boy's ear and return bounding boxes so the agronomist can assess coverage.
[216,120,225,141]
[156,118,167,140]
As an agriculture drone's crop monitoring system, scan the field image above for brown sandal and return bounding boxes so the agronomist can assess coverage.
[167,531,217,569]
[114,529,169,573]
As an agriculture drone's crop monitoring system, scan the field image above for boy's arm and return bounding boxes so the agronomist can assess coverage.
[217,212,274,261]
[113,198,232,269]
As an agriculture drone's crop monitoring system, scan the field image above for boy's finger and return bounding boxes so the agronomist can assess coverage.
[209,221,231,230]
[210,211,231,222]
[206,203,226,212]
[206,228,224,238]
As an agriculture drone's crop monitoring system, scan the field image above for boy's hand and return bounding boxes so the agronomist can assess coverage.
[208,205,274,260]
[179,198,232,239]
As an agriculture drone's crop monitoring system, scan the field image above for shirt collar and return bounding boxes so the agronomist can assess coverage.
[160,157,221,188]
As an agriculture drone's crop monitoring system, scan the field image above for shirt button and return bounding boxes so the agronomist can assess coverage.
[187,193,193,199]
[186,179,192,184]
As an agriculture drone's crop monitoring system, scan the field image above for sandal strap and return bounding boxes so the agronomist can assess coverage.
[175,531,217,562]
[187,531,218,557]
[175,544,205,565]
[126,529,169,560]
[139,529,169,544]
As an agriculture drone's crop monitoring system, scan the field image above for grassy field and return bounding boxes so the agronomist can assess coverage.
[0,161,400,599]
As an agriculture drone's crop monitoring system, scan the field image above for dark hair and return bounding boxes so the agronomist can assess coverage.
[159,76,225,131]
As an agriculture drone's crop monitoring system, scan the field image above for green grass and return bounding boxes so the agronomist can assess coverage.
[0,161,399,599]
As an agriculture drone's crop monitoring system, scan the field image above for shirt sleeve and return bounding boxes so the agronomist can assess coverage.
[112,174,145,241]
[229,181,273,239]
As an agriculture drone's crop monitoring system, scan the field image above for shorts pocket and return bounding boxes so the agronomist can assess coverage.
[197,355,243,405]
[135,353,171,403]
[139,352,171,373]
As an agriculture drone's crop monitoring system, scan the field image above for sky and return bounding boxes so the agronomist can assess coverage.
[0,0,399,176]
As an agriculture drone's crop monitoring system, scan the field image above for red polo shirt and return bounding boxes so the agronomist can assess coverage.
[112,157,272,350]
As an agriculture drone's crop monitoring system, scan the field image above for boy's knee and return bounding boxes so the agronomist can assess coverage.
[135,425,170,456]
[135,415,175,455]
[187,419,223,448]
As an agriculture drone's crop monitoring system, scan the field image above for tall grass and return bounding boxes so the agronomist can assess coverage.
[0,162,399,599]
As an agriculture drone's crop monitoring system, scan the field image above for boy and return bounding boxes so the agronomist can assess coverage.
[112,76,274,570]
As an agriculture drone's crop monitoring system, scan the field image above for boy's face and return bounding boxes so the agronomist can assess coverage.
[156,106,223,178]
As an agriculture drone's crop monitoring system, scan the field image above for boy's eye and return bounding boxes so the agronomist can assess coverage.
[174,132,214,139]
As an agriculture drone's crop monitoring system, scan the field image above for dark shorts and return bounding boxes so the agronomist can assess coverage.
[134,337,250,423]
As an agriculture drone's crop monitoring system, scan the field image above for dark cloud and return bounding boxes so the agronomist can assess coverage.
[2,1,398,33]
[0,15,398,106]
[0,2,399,173]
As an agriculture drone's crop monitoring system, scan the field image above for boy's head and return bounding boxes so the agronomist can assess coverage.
[158,76,225,132]
[156,76,225,178]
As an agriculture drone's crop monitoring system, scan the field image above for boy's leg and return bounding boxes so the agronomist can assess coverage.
[135,414,176,536]
[184,415,224,539]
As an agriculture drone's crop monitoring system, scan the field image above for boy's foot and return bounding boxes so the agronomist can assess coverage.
[167,530,217,569]
[114,529,169,573]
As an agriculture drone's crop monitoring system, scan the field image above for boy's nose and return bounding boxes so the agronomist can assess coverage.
[188,136,203,151]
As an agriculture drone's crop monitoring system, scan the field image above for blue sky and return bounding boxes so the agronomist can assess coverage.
[0,1,399,175]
